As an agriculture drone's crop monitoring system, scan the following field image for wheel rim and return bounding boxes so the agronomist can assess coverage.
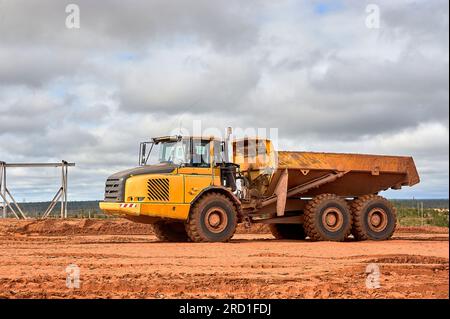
[322,207,344,232]
[367,208,388,232]
[204,207,228,233]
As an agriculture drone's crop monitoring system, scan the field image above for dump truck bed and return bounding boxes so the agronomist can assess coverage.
[264,151,420,198]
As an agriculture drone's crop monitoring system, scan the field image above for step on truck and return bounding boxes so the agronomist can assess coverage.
[99,133,420,242]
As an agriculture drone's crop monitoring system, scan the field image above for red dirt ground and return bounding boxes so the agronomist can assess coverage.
[0,219,448,299]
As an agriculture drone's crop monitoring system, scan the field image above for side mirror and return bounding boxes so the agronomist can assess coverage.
[139,143,147,166]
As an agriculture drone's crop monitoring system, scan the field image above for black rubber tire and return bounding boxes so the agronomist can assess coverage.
[152,221,189,242]
[269,224,306,240]
[351,195,397,241]
[304,194,352,242]
[185,192,237,242]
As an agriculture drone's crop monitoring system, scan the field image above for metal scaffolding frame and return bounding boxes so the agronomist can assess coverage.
[0,161,75,219]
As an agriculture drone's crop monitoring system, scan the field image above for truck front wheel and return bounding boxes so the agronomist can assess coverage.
[304,194,352,241]
[152,221,189,242]
[185,192,237,242]
[351,195,397,241]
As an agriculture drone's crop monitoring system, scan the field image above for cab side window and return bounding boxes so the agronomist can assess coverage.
[191,139,211,167]
[214,140,226,164]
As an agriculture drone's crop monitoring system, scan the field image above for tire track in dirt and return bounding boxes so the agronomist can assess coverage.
[0,220,448,299]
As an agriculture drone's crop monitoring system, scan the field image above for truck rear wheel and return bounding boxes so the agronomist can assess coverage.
[152,221,189,242]
[185,192,237,242]
[304,194,352,241]
[269,224,306,240]
[351,195,397,241]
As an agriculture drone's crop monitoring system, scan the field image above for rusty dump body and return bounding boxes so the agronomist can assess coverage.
[233,139,419,216]
[272,151,420,197]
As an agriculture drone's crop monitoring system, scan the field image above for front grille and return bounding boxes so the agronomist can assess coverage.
[147,178,170,201]
[104,178,124,202]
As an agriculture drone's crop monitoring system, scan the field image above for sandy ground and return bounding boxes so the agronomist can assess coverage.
[0,219,448,299]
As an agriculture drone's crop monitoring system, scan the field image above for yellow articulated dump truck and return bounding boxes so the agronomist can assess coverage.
[99,134,419,242]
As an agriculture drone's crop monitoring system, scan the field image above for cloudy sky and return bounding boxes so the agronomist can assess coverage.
[0,0,448,201]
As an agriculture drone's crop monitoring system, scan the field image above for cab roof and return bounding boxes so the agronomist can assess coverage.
[151,135,272,143]
[152,135,220,143]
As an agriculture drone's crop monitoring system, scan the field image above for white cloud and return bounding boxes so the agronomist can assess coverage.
[0,0,448,200]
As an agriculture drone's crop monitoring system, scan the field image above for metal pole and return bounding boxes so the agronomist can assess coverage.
[64,162,68,218]
[61,163,64,219]
[5,188,27,219]
[421,201,424,226]
[0,191,19,219]
[1,164,7,218]
[417,202,420,223]
[42,187,63,219]
[0,164,3,218]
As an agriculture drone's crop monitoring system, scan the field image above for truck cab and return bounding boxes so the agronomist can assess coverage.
[99,135,242,241]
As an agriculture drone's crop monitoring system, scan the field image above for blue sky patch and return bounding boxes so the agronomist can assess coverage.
[314,1,344,15]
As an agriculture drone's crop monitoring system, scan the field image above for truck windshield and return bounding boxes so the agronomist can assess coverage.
[144,138,191,166]
[159,139,190,165]
[141,137,221,167]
